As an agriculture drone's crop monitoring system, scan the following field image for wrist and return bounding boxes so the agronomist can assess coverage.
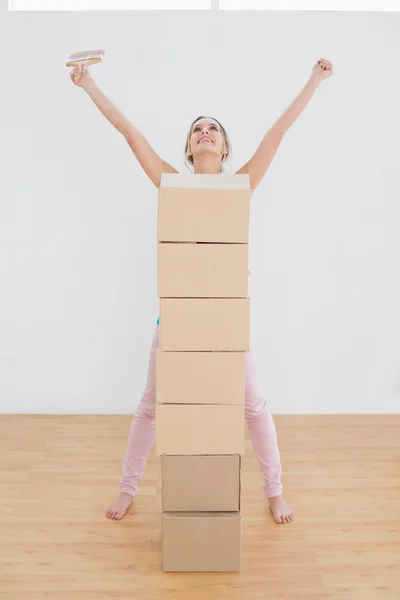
[308,74,322,89]
[82,77,96,93]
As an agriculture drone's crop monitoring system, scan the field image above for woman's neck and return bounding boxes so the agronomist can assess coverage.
[193,157,222,175]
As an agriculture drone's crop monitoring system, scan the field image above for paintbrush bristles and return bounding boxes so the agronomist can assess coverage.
[66,49,105,67]
[68,49,105,60]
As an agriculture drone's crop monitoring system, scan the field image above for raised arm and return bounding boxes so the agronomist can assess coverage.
[236,58,333,193]
[70,66,178,188]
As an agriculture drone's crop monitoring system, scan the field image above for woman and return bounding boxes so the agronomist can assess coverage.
[70,57,333,524]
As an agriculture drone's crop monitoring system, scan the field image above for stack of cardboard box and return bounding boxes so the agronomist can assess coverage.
[155,173,251,572]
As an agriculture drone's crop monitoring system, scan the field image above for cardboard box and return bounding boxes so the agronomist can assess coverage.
[158,242,248,298]
[158,173,250,243]
[156,350,245,405]
[159,298,250,351]
[155,404,245,456]
[161,455,241,512]
[162,511,241,572]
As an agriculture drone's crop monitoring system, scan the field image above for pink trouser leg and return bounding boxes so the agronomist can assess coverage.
[244,347,283,499]
[119,326,159,496]
[120,325,283,499]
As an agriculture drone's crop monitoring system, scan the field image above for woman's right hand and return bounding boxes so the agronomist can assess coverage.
[69,65,92,89]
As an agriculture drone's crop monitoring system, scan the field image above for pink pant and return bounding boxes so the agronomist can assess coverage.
[120,325,283,499]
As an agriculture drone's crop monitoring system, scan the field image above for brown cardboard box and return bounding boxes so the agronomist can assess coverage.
[158,242,248,298]
[158,173,250,243]
[162,511,241,572]
[161,455,241,512]
[155,404,245,456]
[156,350,245,405]
[159,298,250,351]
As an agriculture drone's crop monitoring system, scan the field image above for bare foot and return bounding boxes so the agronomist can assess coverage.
[106,492,133,520]
[268,495,294,524]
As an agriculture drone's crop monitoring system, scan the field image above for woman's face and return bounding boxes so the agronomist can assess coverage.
[189,118,226,162]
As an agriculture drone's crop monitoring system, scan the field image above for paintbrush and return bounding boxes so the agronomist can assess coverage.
[66,49,105,81]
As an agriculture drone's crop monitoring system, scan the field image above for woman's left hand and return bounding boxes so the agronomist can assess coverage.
[311,58,333,82]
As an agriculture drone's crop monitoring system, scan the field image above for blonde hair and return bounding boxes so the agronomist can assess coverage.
[184,115,232,173]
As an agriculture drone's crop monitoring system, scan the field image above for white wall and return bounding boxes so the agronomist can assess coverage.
[0,10,399,414]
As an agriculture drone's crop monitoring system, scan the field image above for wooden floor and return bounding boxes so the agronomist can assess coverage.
[1,414,399,600]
